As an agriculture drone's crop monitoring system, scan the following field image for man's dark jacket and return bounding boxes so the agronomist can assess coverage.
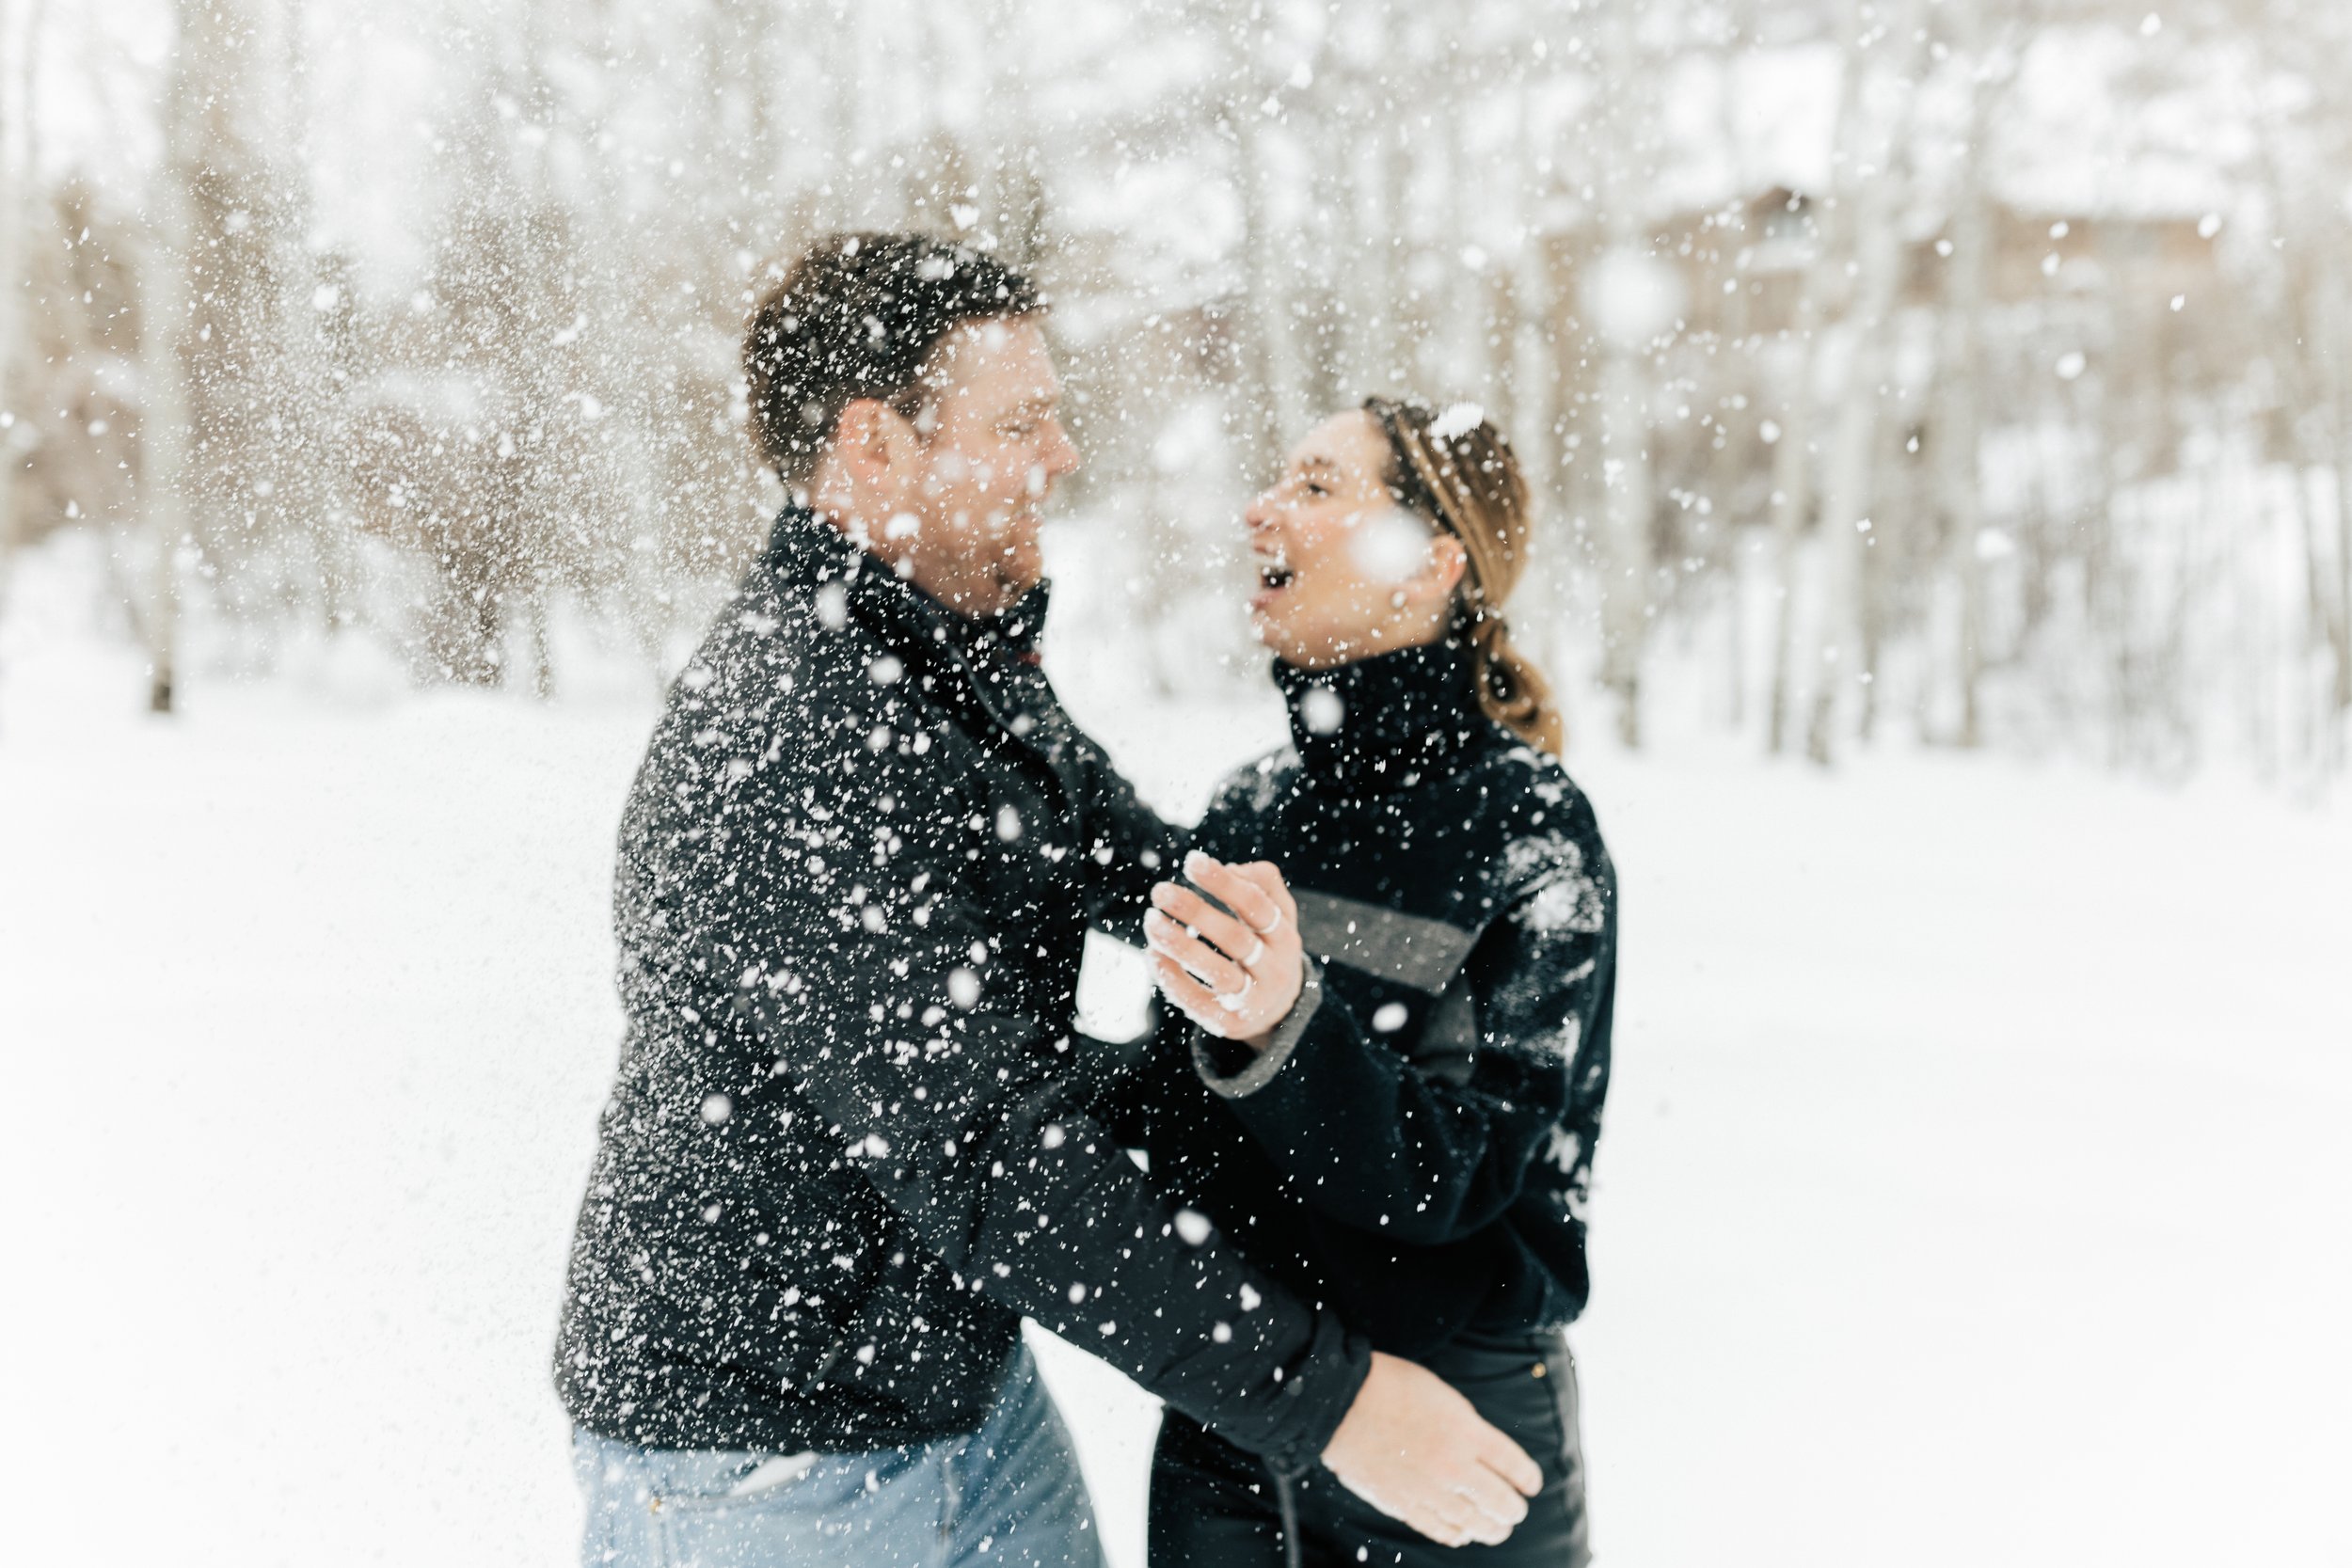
[554,510,1369,1472]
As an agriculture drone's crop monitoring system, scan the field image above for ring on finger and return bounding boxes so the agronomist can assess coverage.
[1239,935,1266,966]
[1216,972,1255,1011]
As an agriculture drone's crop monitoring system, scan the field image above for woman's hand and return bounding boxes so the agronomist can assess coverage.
[1144,851,1304,1047]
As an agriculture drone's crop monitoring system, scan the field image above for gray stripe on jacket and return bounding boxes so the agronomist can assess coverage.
[1291,888,1479,995]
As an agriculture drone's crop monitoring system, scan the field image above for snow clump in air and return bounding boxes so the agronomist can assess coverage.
[1581,248,1686,345]
[1300,687,1345,735]
[1348,505,1434,586]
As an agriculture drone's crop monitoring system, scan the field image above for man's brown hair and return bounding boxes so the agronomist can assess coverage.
[742,231,1045,486]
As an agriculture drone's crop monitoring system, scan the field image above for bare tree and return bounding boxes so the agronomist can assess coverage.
[2249,3,2352,763]
[1804,0,1927,764]
[1221,0,1307,481]
[0,0,31,618]
[1581,0,1674,749]
[128,0,229,714]
[1933,0,2015,750]
[1765,34,1864,757]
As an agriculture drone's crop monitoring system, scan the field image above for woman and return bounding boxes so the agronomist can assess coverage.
[1128,398,1615,1566]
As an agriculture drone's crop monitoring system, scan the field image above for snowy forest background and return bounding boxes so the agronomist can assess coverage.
[6,0,2352,779]
[4,5,2348,1568]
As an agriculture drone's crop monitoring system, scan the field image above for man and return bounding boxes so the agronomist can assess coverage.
[555,232,1541,1566]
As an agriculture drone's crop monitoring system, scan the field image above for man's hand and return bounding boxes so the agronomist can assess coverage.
[1145,851,1305,1044]
[1322,1351,1546,1548]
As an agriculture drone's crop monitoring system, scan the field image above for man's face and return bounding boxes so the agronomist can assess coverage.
[896,318,1078,616]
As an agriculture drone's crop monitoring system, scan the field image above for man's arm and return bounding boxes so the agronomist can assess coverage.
[704,704,1357,1470]
[1058,709,1188,945]
[723,721,1542,1540]
[673,598,1540,1542]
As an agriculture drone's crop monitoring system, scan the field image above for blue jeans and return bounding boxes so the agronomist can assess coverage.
[571,1345,1103,1568]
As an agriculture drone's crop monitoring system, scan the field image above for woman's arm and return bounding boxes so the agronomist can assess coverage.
[1157,842,1614,1247]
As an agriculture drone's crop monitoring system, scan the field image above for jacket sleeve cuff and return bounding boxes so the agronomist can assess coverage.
[1261,1312,1375,1479]
[1192,958,1322,1100]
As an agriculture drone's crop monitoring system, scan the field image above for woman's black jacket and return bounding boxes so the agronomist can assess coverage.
[1114,641,1618,1357]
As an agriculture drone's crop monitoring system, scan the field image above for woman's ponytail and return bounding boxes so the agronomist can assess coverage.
[1466,611,1564,754]
[1364,396,1566,753]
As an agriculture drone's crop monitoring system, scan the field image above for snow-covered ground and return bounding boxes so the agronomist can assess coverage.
[3,534,2348,1568]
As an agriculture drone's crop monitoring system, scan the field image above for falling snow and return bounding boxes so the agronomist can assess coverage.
[4,2,2348,1566]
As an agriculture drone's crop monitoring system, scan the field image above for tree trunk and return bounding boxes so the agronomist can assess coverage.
[1509,91,1561,516]
[1385,119,1433,397]
[1765,323,1820,756]
[1232,101,1299,479]
[0,0,27,603]
[821,3,860,229]
[1594,339,1652,750]
[135,2,217,716]
[271,0,352,636]
[2336,428,2352,721]
[528,586,555,702]
[1767,0,1870,756]
[734,0,781,214]
[1375,112,1407,386]
[1805,0,1925,765]
[1590,1,1661,749]
[432,573,505,689]
[2316,267,2352,736]
[1329,56,1386,401]
[1937,19,1996,750]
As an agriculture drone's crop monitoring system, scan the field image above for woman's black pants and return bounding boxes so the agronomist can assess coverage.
[1147,1327,1592,1567]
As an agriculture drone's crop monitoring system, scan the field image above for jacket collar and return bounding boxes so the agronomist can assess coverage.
[1274,637,1496,788]
[763,506,1051,668]
[763,507,1059,759]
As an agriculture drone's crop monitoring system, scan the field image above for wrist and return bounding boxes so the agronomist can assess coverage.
[1194,957,1322,1100]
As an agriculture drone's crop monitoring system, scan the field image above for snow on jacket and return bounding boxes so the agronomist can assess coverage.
[1115,638,1617,1358]
[554,509,1371,1468]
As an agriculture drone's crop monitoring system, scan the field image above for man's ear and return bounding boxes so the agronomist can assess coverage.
[831,399,909,483]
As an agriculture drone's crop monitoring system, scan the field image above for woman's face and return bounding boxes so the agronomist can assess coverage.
[1245,411,1466,670]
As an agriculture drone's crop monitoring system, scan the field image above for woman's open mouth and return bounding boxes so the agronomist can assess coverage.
[1261,562,1298,615]
[1251,557,1295,612]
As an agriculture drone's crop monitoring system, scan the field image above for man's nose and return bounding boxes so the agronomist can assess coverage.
[1042,420,1079,478]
